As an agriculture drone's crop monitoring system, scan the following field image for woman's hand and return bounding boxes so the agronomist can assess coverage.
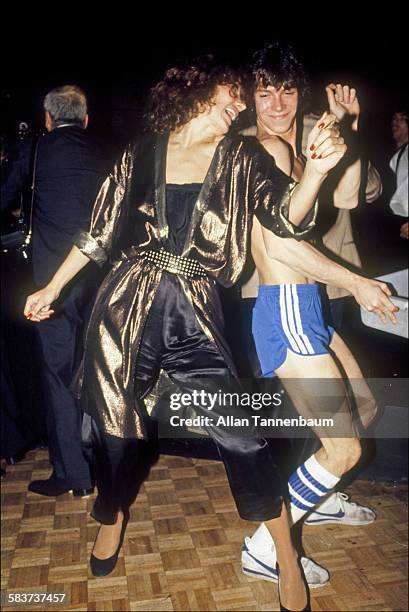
[24,285,59,322]
[23,245,92,322]
[325,83,360,130]
[305,112,347,176]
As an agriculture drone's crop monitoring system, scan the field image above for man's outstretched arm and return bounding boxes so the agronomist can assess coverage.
[261,227,398,323]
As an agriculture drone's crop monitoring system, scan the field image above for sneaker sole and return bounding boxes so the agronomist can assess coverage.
[242,567,329,589]
[305,517,375,526]
[242,567,278,583]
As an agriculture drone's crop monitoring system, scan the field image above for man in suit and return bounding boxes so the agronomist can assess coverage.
[1,85,107,496]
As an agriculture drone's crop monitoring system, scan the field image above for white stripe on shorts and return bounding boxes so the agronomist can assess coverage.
[291,284,315,355]
[284,284,309,354]
[279,285,302,353]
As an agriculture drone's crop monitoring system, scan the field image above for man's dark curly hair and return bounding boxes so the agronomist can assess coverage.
[250,42,310,111]
[144,56,244,133]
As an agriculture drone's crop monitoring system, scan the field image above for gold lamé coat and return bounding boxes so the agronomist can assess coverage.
[74,133,315,438]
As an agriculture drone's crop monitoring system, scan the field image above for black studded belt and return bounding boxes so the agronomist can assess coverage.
[143,250,208,279]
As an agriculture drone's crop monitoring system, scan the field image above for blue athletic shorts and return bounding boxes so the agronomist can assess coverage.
[252,284,335,378]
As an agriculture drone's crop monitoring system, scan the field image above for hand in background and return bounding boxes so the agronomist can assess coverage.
[400,221,408,239]
[326,83,360,130]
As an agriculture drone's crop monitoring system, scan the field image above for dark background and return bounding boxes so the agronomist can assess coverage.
[1,19,407,165]
[1,17,408,479]
[2,17,407,378]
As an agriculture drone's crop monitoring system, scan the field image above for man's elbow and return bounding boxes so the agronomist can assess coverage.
[366,182,383,204]
[265,236,299,264]
[287,211,308,226]
[366,164,383,203]
[334,196,359,209]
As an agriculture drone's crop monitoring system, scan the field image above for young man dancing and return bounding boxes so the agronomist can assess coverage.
[241,42,397,588]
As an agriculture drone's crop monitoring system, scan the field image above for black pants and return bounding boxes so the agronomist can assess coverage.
[1,334,27,458]
[36,284,93,489]
[90,274,283,524]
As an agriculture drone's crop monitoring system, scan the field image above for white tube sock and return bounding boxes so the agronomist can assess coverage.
[288,454,340,524]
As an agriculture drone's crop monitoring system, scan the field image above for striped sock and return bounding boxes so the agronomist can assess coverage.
[288,454,340,524]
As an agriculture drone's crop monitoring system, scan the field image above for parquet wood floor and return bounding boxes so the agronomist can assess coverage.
[1,450,407,611]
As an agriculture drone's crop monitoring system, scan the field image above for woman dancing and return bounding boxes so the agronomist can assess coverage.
[25,57,351,611]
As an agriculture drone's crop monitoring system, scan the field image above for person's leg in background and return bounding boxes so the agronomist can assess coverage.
[29,286,93,495]
[1,333,28,465]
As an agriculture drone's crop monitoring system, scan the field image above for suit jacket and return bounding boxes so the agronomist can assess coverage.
[73,132,317,438]
[1,125,107,286]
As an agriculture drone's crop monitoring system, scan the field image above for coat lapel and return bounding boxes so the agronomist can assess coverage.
[181,136,231,257]
[154,132,169,246]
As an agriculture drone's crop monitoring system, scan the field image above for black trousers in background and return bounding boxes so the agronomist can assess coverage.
[90,274,284,525]
[1,334,27,459]
[1,252,47,451]
[36,284,93,489]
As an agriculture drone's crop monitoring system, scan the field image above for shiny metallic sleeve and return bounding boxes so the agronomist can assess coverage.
[74,147,131,263]
[277,181,318,237]
[254,168,317,239]
[250,143,318,240]
[73,229,107,266]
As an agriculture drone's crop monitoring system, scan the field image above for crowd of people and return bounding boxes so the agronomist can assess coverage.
[1,43,407,612]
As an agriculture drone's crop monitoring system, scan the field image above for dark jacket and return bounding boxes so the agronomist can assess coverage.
[1,125,108,285]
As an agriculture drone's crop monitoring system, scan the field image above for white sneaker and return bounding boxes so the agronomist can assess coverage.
[305,492,376,526]
[241,538,330,588]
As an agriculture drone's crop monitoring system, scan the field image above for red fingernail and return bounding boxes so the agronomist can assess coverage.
[310,144,315,151]
[318,154,322,159]
[318,123,325,129]
[311,153,317,159]
[26,313,32,319]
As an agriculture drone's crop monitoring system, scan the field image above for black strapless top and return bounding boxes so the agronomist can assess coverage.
[166,183,201,254]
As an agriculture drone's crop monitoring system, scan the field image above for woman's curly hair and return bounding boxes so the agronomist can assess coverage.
[144,56,244,133]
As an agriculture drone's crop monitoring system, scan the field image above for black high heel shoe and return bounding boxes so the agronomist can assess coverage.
[90,509,130,577]
[276,560,311,612]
